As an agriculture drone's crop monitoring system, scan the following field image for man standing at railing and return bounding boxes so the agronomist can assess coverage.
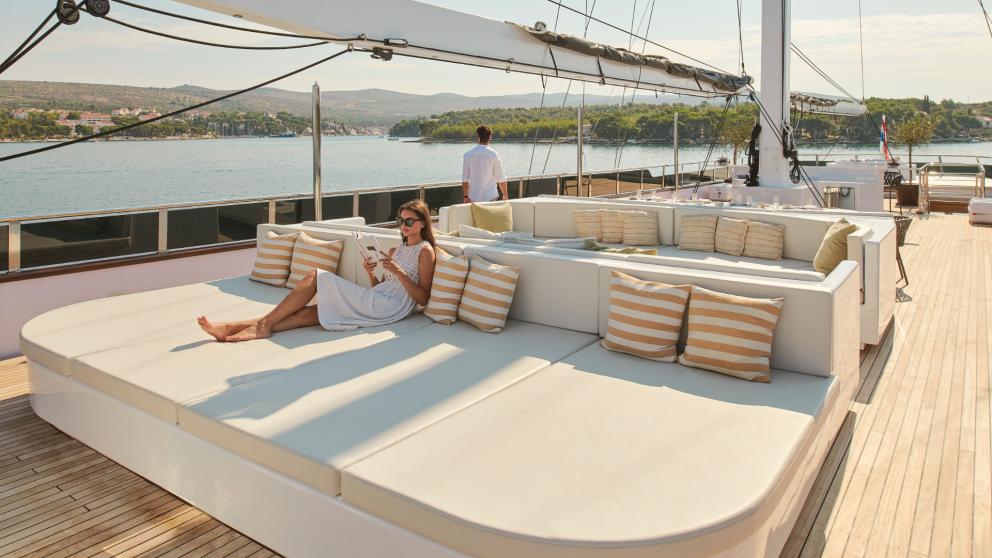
[462,125,508,203]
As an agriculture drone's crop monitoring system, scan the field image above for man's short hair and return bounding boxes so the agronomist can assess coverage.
[476,125,493,143]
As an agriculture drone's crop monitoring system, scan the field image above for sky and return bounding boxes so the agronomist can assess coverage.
[1,0,990,102]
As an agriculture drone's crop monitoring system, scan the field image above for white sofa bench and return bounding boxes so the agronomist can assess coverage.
[439,197,895,345]
[22,220,861,558]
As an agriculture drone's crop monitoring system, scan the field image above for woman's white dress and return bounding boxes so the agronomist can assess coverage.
[315,240,428,330]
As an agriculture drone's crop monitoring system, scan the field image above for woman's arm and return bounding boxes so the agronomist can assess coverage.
[381,245,435,306]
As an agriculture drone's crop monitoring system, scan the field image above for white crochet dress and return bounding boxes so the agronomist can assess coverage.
[315,240,428,330]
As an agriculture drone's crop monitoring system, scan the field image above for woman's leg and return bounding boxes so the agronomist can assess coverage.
[224,270,319,341]
[197,317,255,341]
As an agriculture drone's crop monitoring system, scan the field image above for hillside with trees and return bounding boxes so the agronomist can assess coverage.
[390,97,992,144]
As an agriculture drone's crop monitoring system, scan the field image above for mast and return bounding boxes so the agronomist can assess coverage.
[758,0,792,187]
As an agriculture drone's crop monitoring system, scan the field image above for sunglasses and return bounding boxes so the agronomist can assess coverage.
[396,217,424,227]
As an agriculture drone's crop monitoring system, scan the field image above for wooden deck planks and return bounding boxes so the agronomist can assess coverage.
[0,213,989,557]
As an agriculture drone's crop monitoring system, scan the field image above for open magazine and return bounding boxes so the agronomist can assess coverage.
[352,231,385,263]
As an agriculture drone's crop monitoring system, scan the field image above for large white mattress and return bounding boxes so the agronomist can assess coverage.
[342,343,840,558]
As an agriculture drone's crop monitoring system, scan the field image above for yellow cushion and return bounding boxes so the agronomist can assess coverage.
[599,210,625,243]
[679,286,784,383]
[813,218,858,274]
[285,232,343,289]
[424,249,470,325]
[714,216,749,256]
[678,215,718,252]
[458,256,520,333]
[621,211,659,246]
[471,203,513,233]
[572,210,602,241]
[601,271,691,362]
[250,231,298,287]
[742,221,786,260]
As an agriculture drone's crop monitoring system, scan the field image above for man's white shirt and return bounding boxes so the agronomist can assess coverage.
[462,144,506,202]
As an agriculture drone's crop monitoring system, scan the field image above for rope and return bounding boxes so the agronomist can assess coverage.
[0,8,57,73]
[112,0,336,40]
[544,0,736,76]
[527,74,550,175]
[693,96,733,192]
[89,12,329,50]
[0,47,353,163]
[980,0,992,40]
[541,79,574,175]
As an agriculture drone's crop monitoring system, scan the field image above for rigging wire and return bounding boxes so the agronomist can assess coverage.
[111,0,336,40]
[544,0,736,76]
[0,47,354,163]
[86,11,329,50]
[527,75,550,176]
[540,80,574,175]
[1,8,57,73]
[693,96,734,192]
[978,0,992,40]
[0,0,82,76]
[857,0,866,101]
[736,0,746,76]
[789,43,858,102]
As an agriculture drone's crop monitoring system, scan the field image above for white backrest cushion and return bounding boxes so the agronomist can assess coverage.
[673,208,831,261]
[461,245,600,334]
[439,200,535,234]
[596,260,860,377]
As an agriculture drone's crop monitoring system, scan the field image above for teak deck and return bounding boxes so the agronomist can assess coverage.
[0,212,989,557]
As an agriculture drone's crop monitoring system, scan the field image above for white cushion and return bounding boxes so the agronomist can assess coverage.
[179,321,597,496]
[342,342,837,558]
[628,247,826,282]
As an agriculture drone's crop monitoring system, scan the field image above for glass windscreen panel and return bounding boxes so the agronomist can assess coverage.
[275,196,351,225]
[168,202,268,249]
[0,225,7,272]
[522,177,558,198]
[359,189,419,224]
[21,213,157,269]
[423,186,461,215]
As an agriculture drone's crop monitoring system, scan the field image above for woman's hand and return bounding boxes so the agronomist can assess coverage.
[362,256,377,276]
[379,252,405,278]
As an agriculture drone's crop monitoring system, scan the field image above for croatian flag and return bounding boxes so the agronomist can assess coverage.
[879,115,892,161]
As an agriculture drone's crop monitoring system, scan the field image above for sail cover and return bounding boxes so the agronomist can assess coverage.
[172,0,749,97]
[790,92,867,116]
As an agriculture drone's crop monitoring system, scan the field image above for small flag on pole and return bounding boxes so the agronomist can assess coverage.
[879,115,893,161]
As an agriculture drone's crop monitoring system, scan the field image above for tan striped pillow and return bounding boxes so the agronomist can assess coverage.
[285,232,343,289]
[679,286,784,383]
[250,231,299,286]
[678,215,718,252]
[715,216,749,256]
[600,210,625,243]
[458,256,520,333]
[424,248,469,324]
[621,210,659,246]
[742,221,786,260]
[573,210,603,241]
[601,271,691,362]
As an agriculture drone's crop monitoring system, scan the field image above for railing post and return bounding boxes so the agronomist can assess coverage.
[352,192,360,218]
[555,175,561,196]
[312,82,323,222]
[267,200,276,224]
[158,209,168,253]
[615,171,620,195]
[419,186,426,201]
[661,165,666,188]
[518,178,524,199]
[8,222,20,272]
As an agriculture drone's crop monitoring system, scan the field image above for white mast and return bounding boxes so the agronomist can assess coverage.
[758,0,792,187]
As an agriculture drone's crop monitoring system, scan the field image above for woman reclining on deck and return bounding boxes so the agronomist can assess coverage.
[197,200,437,342]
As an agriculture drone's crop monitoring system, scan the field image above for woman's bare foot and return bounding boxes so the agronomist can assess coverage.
[225,322,272,342]
[197,316,228,342]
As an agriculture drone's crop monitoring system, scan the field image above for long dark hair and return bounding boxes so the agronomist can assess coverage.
[398,200,436,247]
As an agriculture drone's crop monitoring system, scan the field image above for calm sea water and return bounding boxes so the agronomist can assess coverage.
[1,136,989,219]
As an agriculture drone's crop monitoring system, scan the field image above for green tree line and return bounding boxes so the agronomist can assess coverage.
[390,97,992,143]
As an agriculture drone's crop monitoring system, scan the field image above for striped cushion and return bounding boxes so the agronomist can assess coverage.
[742,221,786,260]
[285,232,343,289]
[714,216,749,256]
[679,286,785,383]
[601,271,691,362]
[573,210,603,241]
[678,215,718,252]
[250,231,299,287]
[621,210,659,246]
[457,256,520,333]
[424,249,470,324]
[600,210,625,243]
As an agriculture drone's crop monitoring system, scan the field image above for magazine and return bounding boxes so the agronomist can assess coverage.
[353,232,385,263]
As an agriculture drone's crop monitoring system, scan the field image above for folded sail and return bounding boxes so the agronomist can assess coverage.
[173,0,749,97]
[790,92,867,116]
